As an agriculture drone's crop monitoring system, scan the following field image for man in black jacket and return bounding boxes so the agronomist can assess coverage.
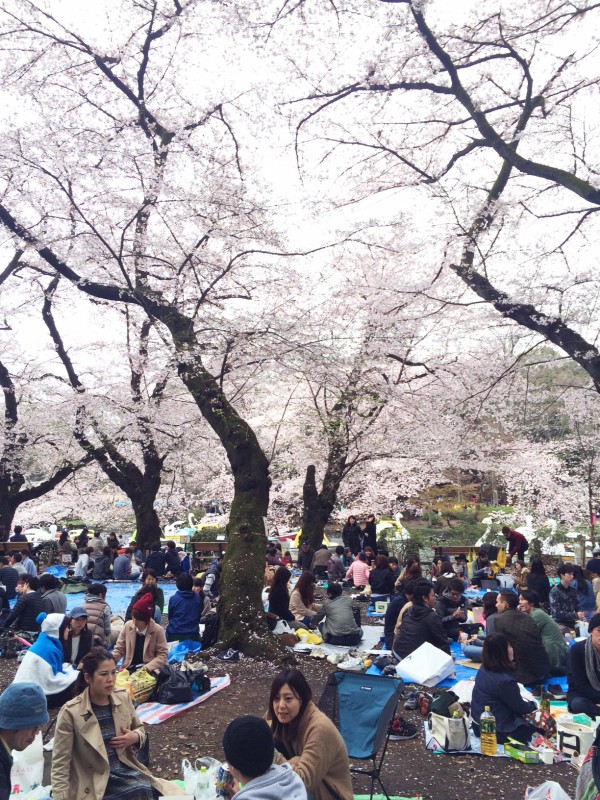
[297,541,314,571]
[435,578,468,641]
[494,589,550,684]
[0,558,18,599]
[393,580,450,658]
[145,542,168,576]
[8,526,27,543]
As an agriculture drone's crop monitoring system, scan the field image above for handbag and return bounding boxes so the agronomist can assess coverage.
[427,711,471,753]
[430,690,460,717]
[153,665,193,705]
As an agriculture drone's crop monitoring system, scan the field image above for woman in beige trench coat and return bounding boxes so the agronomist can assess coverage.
[51,647,180,800]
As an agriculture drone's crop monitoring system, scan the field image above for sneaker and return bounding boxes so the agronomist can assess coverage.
[403,691,419,711]
[338,656,365,672]
[310,647,327,659]
[216,648,240,662]
[388,715,418,740]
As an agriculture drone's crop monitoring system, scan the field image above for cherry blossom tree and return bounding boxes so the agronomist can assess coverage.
[278,0,600,400]
[0,349,93,539]
[0,0,301,657]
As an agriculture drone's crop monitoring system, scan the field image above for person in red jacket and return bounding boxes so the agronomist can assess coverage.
[502,527,529,563]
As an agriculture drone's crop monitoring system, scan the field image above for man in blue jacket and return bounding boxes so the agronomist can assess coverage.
[166,573,203,642]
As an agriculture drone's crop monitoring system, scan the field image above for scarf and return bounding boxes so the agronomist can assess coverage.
[584,636,600,693]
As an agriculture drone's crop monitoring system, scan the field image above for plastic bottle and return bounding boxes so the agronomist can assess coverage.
[480,706,497,756]
[196,766,210,800]
[539,690,550,713]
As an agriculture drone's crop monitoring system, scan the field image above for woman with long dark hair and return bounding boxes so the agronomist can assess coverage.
[268,567,296,624]
[526,558,551,607]
[471,634,537,745]
[51,648,179,800]
[369,554,396,595]
[289,571,321,626]
[266,668,353,800]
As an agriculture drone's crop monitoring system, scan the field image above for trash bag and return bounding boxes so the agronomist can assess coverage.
[152,665,193,705]
[526,781,573,800]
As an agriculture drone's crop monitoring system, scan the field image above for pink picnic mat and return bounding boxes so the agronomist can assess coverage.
[136,675,231,724]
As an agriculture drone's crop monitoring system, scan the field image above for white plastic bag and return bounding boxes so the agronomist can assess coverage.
[525,781,573,800]
[181,756,221,797]
[10,732,44,795]
[272,619,294,635]
[395,642,454,688]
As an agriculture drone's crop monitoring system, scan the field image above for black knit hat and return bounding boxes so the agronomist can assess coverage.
[222,715,274,778]
[589,614,600,634]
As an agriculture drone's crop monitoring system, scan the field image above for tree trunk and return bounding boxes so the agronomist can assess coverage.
[0,497,16,542]
[131,496,163,551]
[302,465,336,550]
[176,349,285,660]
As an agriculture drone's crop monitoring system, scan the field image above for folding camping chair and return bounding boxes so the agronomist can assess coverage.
[317,671,404,800]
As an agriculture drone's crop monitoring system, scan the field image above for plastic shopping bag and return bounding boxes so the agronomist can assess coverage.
[182,757,221,797]
[10,732,44,795]
[525,781,573,800]
[395,642,454,688]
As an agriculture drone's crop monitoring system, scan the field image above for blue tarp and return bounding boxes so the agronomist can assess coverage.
[8,575,179,616]
[167,640,203,662]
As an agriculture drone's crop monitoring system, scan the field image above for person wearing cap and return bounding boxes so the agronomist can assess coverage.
[587,547,600,577]
[0,682,49,800]
[59,607,93,668]
[567,613,600,718]
[13,612,78,708]
[222,715,307,800]
[111,593,168,674]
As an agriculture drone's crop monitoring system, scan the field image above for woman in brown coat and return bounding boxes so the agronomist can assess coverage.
[111,593,168,674]
[267,668,353,800]
[51,648,180,800]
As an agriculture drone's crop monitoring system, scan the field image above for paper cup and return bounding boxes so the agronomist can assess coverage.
[540,749,554,765]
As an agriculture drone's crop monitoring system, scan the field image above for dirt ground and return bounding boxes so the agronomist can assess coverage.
[0,648,579,800]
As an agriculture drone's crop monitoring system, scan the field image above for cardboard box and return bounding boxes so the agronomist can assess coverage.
[504,741,540,763]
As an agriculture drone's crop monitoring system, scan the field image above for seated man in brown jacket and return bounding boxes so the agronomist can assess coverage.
[111,593,168,674]
[494,589,550,685]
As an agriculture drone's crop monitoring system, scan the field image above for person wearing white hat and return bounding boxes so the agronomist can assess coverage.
[13,612,78,707]
[0,682,49,800]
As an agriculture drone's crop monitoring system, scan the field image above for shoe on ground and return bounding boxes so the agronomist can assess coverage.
[388,715,418,740]
[404,691,419,711]
[216,648,240,662]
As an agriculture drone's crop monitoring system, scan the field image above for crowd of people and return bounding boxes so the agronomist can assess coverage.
[4,517,600,798]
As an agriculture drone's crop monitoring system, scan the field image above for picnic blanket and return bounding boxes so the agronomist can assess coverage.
[424,720,508,756]
[136,675,230,724]
[293,624,383,656]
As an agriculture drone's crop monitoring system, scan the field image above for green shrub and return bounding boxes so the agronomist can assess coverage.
[191,526,227,542]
